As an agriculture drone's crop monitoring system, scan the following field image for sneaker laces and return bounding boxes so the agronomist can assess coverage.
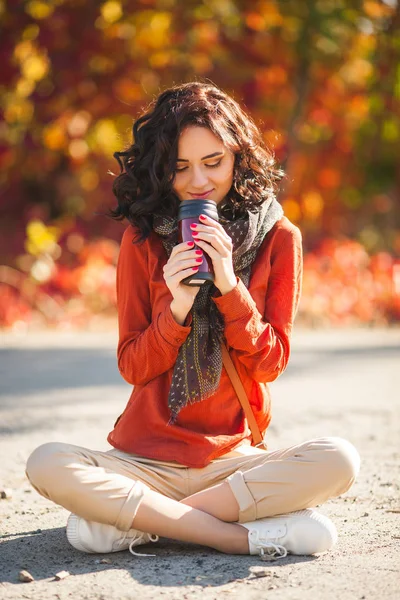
[128,532,159,557]
[257,541,288,561]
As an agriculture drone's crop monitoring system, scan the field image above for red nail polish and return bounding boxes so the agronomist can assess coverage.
[195,250,203,255]
[192,267,199,271]
[195,257,203,263]
[190,223,198,229]
[199,214,206,220]
[187,241,194,247]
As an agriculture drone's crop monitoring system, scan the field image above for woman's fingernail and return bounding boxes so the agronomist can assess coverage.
[199,214,207,220]
[187,241,194,247]
[190,223,198,229]
[195,250,203,255]
[195,257,203,263]
[192,231,199,237]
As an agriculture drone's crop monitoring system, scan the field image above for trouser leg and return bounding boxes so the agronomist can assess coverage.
[25,442,187,531]
[225,437,360,523]
[26,442,250,554]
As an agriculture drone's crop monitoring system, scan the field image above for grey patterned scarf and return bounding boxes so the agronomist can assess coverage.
[153,198,283,423]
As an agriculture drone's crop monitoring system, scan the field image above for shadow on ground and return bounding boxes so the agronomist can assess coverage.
[0,527,315,587]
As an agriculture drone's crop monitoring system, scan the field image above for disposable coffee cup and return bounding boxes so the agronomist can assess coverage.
[178,199,219,286]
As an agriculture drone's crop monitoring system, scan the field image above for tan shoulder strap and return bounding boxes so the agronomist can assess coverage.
[221,343,263,446]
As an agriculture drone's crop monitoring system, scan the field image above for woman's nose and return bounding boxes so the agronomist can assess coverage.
[191,167,209,189]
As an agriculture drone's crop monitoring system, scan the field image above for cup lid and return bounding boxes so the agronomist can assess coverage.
[178,199,219,220]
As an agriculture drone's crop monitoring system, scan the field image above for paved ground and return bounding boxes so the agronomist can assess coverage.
[0,327,399,600]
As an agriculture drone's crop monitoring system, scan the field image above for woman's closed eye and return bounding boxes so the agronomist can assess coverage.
[175,160,222,173]
[205,160,222,169]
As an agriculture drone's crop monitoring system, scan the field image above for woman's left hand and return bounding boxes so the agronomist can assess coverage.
[190,214,237,295]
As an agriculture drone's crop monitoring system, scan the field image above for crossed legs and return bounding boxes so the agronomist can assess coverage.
[26,437,360,554]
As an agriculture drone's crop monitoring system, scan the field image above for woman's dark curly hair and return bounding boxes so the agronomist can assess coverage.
[110,81,284,242]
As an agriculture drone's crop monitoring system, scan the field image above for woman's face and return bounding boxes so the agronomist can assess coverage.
[172,126,235,205]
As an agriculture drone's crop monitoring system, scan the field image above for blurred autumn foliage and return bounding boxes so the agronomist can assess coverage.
[0,0,399,330]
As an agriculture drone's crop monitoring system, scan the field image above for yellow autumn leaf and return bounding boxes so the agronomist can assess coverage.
[22,54,50,81]
[101,1,123,24]
[16,78,35,98]
[25,1,54,19]
[14,41,34,63]
[22,24,40,41]
[364,1,393,19]
[93,119,119,154]
[43,123,67,150]
[4,96,34,124]
[25,220,60,256]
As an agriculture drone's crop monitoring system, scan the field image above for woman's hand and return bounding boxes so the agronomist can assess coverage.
[163,241,202,320]
[190,214,237,295]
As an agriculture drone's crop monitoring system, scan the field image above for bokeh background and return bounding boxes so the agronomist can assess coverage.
[1,0,399,332]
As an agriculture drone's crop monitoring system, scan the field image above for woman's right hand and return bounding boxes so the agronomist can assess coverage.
[163,241,203,315]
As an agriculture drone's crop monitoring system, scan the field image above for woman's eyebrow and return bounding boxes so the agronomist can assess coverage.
[176,151,224,162]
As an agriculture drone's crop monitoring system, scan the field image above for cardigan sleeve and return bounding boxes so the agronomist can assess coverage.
[212,225,303,383]
[116,227,192,386]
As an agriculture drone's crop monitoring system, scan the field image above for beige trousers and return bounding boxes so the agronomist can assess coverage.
[26,437,360,532]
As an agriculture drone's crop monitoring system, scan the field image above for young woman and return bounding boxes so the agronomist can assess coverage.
[26,82,360,561]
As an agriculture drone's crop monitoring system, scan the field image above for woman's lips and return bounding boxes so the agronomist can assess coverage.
[189,189,214,198]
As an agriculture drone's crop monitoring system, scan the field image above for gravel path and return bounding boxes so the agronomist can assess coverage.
[1,328,399,600]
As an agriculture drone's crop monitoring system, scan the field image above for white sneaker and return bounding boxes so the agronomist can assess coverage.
[66,514,159,556]
[241,508,338,561]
